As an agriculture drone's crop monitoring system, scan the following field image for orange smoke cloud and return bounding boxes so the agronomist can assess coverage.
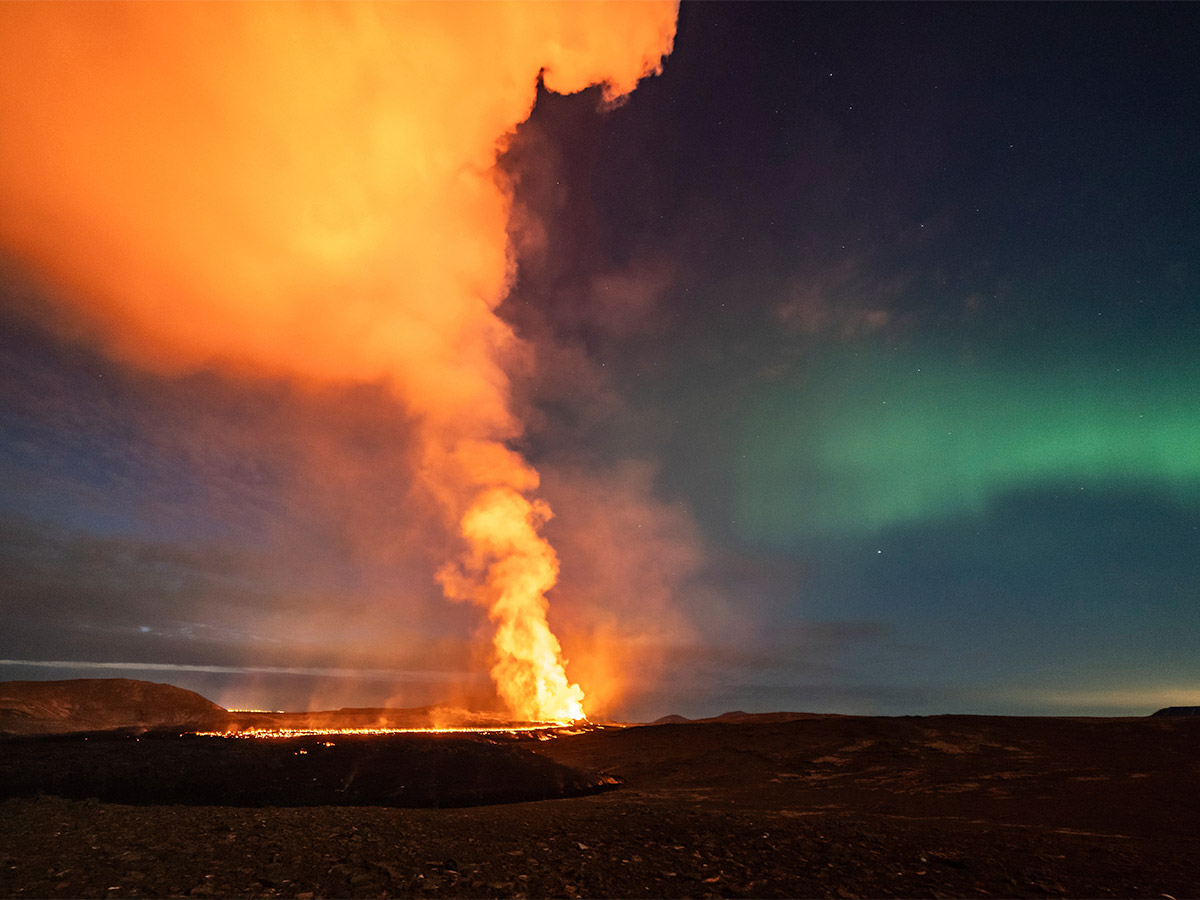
[0,1,678,721]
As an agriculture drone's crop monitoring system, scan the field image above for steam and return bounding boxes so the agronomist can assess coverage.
[0,2,678,721]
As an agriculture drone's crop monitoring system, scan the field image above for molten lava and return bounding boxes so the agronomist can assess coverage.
[197,722,599,740]
[205,726,519,738]
[439,481,585,722]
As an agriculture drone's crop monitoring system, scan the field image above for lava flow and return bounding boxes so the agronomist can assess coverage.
[435,464,587,723]
[190,703,604,740]
[196,722,599,740]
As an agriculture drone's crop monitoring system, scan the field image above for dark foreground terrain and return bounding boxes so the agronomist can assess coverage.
[2,714,1198,898]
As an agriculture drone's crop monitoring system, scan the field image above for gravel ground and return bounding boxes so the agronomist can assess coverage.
[2,716,1198,899]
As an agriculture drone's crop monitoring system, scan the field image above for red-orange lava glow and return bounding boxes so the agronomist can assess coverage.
[196,722,598,740]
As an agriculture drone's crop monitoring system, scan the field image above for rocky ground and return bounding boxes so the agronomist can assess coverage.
[2,715,1198,898]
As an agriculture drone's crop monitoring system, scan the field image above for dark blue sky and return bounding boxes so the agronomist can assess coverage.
[2,2,1198,719]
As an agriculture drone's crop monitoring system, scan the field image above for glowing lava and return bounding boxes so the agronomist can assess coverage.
[194,720,608,739]
[438,475,586,723]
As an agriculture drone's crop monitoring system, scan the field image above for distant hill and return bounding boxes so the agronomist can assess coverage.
[1150,706,1200,717]
[0,679,559,736]
[649,714,692,725]
[0,678,227,735]
[650,710,844,726]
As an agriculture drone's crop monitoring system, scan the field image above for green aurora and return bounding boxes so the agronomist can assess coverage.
[736,342,1200,545]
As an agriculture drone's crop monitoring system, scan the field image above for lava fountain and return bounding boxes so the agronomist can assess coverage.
[0,2,679,721]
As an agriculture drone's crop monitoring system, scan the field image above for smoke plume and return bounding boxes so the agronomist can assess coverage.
[0,1,678,720]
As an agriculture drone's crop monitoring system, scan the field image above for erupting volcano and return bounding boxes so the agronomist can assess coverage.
[0,2,679,721]
[437,473,586,722]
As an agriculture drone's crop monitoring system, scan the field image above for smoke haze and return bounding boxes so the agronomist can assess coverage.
[0,1,683,720]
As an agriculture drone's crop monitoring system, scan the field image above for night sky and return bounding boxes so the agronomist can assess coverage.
[2,2,1198,719]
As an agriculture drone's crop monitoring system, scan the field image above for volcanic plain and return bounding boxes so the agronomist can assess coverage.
[1,682,1198,899]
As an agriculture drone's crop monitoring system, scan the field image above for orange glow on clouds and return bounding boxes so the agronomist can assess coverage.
[0,1,678,721]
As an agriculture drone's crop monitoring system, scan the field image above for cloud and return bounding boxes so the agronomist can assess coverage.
[0,514,460,664]
[0,1,683,721]
[534,460,707,717]
[0,306,724,719]
[774,255,912,340]
[0,658,465,682]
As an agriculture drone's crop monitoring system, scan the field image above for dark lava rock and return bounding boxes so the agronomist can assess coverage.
[2,715,1199,899]
[0,731,620,807]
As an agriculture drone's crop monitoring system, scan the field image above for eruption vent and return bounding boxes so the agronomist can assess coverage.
[0,1,678,722]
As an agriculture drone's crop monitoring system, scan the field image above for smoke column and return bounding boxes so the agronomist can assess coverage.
[0,2,678,721]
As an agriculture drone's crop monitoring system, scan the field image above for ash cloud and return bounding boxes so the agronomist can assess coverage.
[0,3,689,719]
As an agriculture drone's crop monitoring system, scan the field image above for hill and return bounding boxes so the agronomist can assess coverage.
[0,678,227,735]
[1151,705,1200,716]
[0,678,563,736]
[649,709,843,725]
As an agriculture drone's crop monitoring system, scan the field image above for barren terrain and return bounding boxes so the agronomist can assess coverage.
[2,712,1198,898]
